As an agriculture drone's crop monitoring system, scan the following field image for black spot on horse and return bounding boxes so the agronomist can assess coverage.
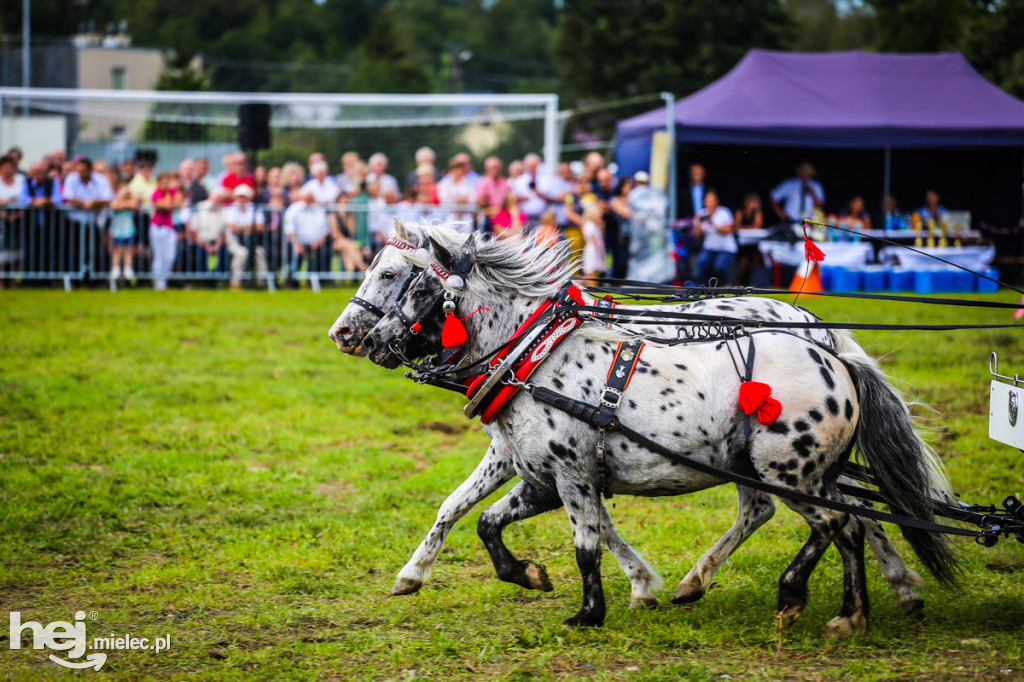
[674,364,688,371]
[628,400,637,409]
[802,461,816,476]
[825,396,839,416]
[697,392,706,401]
[844,398,854,421]
[586,352,595,362]
[794,420,810,433]
[568,436,578,447]
[782,473,799,486]
[650,368,660,377]
[808,408,823,423]
[552,377,564,390]
[547,417,556,429]
[786,458,799,470]
[575,361,583,369]
[807,348,823,365]
[819,367,835,389]
[550,441,577,462]
[792,434,816,458]
[767,421,790,435]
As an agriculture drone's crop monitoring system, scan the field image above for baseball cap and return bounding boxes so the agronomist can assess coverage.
[233,184,254,198]
[633,170,650,184]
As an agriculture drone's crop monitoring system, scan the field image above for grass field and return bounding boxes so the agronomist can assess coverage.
[1,288,1023,681]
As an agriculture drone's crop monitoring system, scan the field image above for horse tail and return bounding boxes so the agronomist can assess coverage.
[832,329,961,587]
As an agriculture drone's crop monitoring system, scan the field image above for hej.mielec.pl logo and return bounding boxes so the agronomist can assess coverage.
[9,610,171,671]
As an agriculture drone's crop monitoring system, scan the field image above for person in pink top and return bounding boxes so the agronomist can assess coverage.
[150,172,184,290]
[476,156,510,214]
[491,190,526,240]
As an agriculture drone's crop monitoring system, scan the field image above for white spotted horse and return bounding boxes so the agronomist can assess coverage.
[330,220,937,625]
[357,224,960,634]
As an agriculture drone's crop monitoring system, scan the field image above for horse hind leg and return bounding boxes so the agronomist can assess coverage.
[839,477,924,614]
[600,505,664,609]
[477,481,561,591]
[824,511,870,638]
[673,485,775,604]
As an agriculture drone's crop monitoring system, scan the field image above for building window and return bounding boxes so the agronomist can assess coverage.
[110,67,127,90]
[111,125,127,140]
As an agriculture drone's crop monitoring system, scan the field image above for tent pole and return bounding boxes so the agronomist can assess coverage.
[661,91,677,222]
[883,146,891,228]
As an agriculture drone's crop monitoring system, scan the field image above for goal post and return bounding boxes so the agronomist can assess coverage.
[0,88,560,175]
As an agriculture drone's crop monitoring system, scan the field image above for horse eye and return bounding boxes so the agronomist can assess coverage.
[412,288,430,298]
[381,271,396,281]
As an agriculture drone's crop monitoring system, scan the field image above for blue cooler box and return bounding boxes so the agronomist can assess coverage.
[831,267,861,292]
[886,268,914,292]
[976,267,1000,293]
[858,266,887,292]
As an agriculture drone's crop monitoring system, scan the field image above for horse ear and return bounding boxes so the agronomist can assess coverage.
[393,217,408,241]
[427,236,455,270]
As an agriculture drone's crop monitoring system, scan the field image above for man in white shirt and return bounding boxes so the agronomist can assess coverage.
[284,188,330,281]
[62,157,115,276]
[437,157,477,221]
[771,162,825,224]
[512,153,550,221]
[302,161,341,206]
[188,188,230,279]
[223,184,267,289]
[366,153,399,203]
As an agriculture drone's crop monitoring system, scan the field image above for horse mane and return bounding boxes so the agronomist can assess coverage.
[409,223,578,301]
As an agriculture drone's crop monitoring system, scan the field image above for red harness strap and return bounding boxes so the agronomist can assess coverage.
[464,299,585,425]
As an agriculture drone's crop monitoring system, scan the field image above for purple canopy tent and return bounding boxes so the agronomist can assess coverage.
[616,49,1024,217]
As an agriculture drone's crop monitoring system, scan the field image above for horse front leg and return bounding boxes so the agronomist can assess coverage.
[392,443,514,595]
[558,477,606,628]
[674,485,775,604]
[477,480,562,591]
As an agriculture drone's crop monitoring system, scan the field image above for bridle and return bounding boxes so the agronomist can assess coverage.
[348,236,421,321]
[385,249,476,359]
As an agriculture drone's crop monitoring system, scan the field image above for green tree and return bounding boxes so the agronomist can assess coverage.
[865,0,980,52]
[555,0,795,101]
[348,5,432,93]
[959,0,1024,99]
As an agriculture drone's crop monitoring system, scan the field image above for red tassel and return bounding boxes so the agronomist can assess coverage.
[441,312,468,349]
[738,381,782,425]
[756,397,783,425]
[567,284,585,305]
[804,236,825,263]
[738,381,772,415]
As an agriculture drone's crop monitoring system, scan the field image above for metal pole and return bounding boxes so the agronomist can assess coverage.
[22,0,29,114]
[883,146,891,230]
[543,95,559,174]
[661,91,677,222]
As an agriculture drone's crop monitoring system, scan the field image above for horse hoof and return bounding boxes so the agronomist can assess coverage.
[390,577,423,596]
[671,586,706,604]
[776,605,804,629]
[522,562,554,592]
[823,613,868,639]
[630,594,659,609]
[563,611,604,628]
[898,595,924,615]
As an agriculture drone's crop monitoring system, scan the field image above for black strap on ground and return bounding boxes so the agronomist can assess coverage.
[526,384,996,541]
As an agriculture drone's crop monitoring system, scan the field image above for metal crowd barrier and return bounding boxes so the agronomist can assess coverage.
[0,202,482,291]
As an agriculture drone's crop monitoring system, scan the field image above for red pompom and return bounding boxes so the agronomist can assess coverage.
[567,284,586,305]
[756,397,783,425]
[804,237,825,263]
[738,381,772,415]
[441,312,468,349]
[738,381,782,425]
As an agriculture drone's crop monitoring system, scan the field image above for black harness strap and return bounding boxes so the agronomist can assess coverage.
[595,340,645,498]
[350,295,387,319]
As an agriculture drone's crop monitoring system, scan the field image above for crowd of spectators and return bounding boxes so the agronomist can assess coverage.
[0,144,958,289]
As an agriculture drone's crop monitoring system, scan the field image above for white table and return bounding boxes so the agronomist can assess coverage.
[877,245,995,271]
[758,241,874,269]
